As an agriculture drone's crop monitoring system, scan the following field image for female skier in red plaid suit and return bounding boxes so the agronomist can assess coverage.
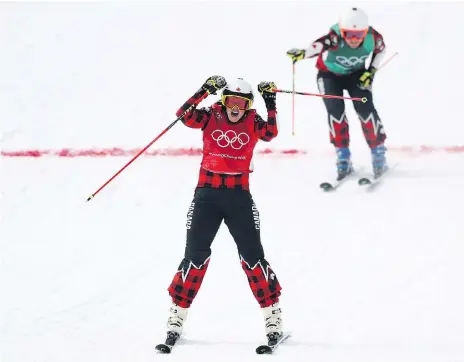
[159,75,284,349]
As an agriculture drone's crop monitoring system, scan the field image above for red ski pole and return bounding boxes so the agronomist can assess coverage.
[377,51,398,70]
[86,92,209,202]
[291,62,296,136]
[274,89,367,103]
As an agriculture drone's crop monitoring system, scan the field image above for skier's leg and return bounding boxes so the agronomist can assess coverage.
[317,71,352,176]
[222,189,283,338]
[166,188,223,335]
[347,76,387,175]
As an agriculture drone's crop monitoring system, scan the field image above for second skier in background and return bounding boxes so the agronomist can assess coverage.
[287,7,388,179]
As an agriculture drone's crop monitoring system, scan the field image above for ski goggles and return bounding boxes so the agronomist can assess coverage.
[221,95,252,110]
[341,29,367,40]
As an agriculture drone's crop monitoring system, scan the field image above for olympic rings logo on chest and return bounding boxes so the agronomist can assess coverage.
[211,129,250,149]
[335,55,369,67]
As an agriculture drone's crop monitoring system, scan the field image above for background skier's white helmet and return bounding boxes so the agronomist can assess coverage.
[339,7,369,31]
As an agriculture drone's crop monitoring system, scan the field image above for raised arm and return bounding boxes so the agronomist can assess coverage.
[254,81,279,142]
[176,90,211,129]
[175,76,227,129]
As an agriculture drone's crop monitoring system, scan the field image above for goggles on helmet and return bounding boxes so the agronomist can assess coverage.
[221,95,252,110]
[341,29,367,40]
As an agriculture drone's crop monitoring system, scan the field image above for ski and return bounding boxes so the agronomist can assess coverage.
[255,332,291,354]
[155,343,174,354]
[320,168,360,192]
[358,163,398,190]
[358,175,381,187]
[319,177,349,191]
[155,332,180,354]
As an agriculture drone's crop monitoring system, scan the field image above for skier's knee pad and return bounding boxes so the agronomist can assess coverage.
[327,112,350,148]
[240,256,282,308]
[168,257,210,308]
[357,111,386,147]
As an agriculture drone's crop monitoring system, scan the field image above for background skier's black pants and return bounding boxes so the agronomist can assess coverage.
[184,187,264,265]
[316,69,386,148]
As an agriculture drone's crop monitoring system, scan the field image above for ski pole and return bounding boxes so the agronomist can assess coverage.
[86,92,209,202]
[377,51,398,71]
[273,89,367,103]
[291,62,296,136]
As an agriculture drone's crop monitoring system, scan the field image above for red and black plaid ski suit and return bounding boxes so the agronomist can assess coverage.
[167,88,282,309]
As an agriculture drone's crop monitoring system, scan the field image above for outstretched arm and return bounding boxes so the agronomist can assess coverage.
[287,30,340,62]
[304,30,340,58]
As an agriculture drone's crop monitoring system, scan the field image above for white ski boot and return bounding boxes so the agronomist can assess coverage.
[166,303,188,343]
[155,303,188,353]
[262,303,283,345]
[166,303,188,333]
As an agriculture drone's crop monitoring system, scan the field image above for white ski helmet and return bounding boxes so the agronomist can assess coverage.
[221,78,254,109]
[339,7,369,31]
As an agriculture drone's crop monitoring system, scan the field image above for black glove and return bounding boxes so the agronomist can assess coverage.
[258,81,277,109]
[201,75,227,95]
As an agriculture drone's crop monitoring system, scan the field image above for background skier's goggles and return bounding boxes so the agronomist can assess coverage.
[341,29,367,40]
[221,95,252,110]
